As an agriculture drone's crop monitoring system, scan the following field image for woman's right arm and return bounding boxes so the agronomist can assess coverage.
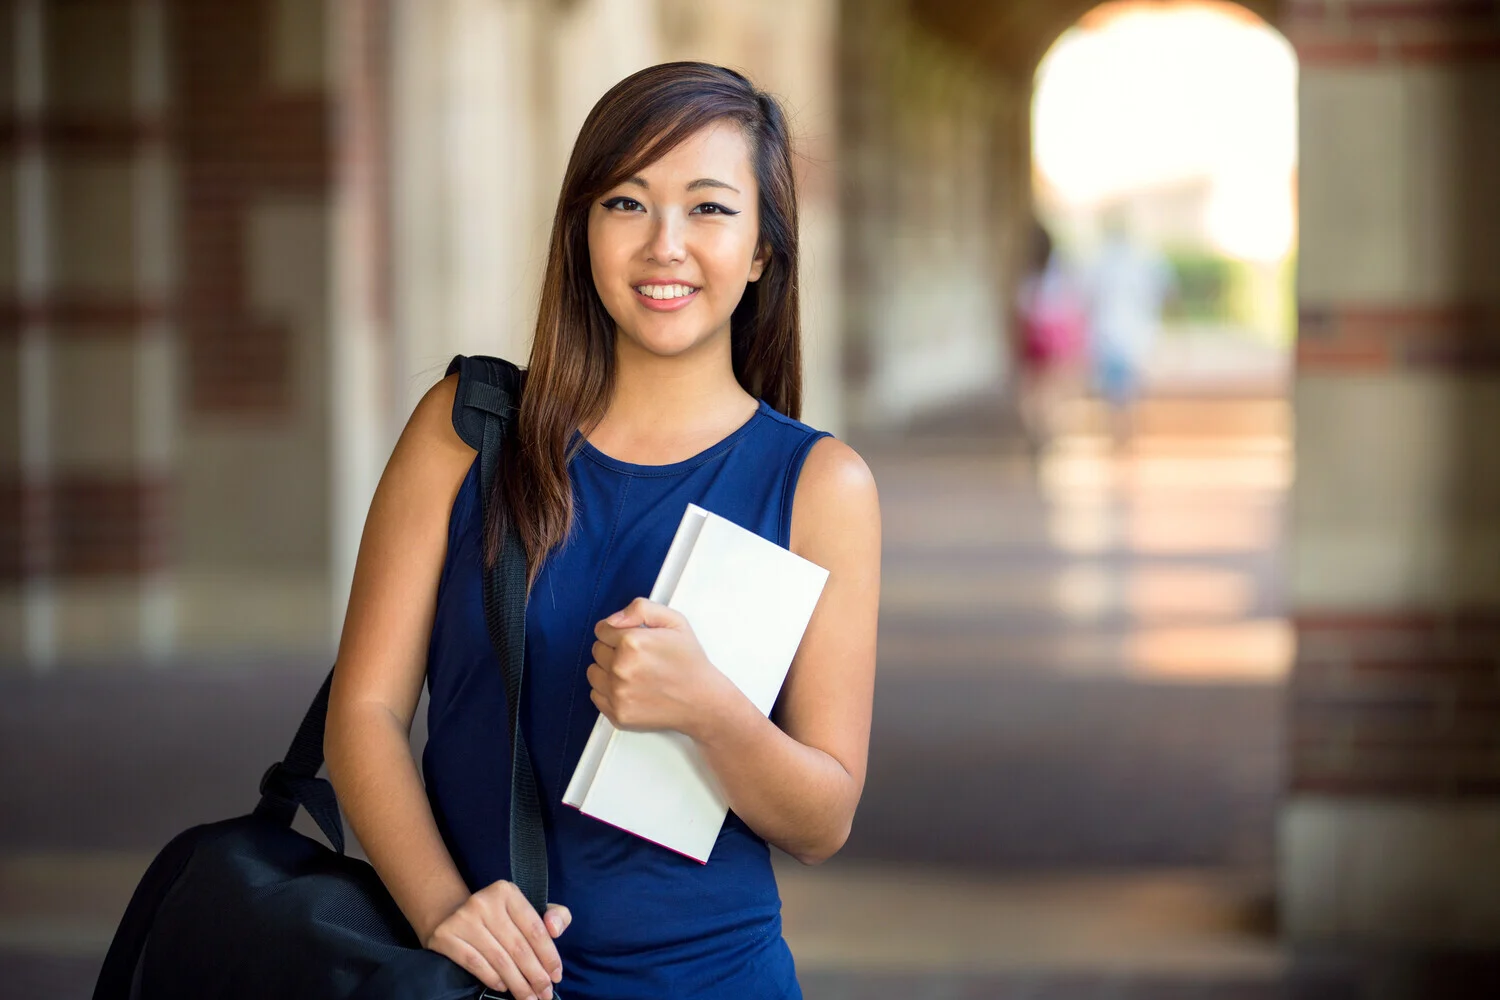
[324,374,567,1000]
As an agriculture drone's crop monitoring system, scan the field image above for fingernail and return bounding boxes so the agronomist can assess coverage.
[542,989,554,1000]
[550,966,563,983]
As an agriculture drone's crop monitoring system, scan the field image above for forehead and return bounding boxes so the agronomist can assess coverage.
[632,121,755,188]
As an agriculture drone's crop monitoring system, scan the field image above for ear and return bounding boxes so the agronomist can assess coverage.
[748,241,771,283]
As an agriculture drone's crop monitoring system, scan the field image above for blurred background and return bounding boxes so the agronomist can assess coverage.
[2,0,1498,996]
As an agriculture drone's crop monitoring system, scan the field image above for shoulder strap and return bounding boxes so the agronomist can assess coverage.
[446,354,523,452]
[253,355,550,923]
[446,354,551,918]
[251,672,345,852]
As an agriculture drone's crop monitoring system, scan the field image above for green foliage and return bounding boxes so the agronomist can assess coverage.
[1164,247,1232,323]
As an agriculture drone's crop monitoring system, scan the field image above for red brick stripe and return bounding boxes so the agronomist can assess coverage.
[1288,0,1500,65]
[0,298,173,340]
[0,115,172,157]
[0,476,173,583]
[1287,0,1500,23]
[1296,303,1500,373]
[1291,609,1500,797]
[0,481,23,584]
[1295,609,1500,633]
[53,476,172,577]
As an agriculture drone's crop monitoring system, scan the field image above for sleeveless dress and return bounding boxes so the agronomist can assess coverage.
[422,395,832,1000]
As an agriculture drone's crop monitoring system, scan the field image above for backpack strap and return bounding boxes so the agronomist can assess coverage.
[444,354,551,918]
[252,355,543,896]
[252,674,345,853]
[446,354,523,452]
[248,358,525,853]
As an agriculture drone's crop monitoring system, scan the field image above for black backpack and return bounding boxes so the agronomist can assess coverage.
[92,355,551,1000]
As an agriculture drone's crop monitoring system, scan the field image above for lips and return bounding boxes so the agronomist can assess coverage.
[632,283,700,312]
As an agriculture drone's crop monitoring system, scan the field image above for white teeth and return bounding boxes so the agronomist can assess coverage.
[636,284,696,300]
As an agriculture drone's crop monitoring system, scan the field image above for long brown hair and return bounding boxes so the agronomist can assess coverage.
[485,62,804,585]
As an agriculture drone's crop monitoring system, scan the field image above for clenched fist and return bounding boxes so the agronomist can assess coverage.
[588,596,735,739]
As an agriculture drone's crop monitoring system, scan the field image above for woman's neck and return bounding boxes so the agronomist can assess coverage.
[585,329,757,463]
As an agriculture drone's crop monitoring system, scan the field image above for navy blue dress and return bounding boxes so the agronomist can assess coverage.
[422,396,832,999]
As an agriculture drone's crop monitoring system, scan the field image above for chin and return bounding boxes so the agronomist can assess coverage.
[622,320,720,358]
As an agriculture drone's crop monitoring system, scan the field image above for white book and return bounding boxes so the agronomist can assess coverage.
[562,503,829,863]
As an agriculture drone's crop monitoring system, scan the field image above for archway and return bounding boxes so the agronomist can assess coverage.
[1029,0,1297,413]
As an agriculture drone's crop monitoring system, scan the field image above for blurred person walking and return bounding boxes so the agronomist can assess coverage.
[1014,218,1086,459]
[1082,207,1174,449]
[323,63,880,1000]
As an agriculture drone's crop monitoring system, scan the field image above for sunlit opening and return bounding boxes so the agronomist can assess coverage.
[1032,0,1298,347]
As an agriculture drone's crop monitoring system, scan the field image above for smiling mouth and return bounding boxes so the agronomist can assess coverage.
[633,283,700,301]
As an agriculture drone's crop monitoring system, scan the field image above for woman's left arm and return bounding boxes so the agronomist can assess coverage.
[588,438,880,864]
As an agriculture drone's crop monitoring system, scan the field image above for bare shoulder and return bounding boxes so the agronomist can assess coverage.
[789,436,880,558]
[405,372,468,454]
[386,373,472,480]
[363,372,474,552]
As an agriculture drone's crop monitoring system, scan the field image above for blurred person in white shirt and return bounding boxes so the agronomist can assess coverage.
[1083,206,1174,449]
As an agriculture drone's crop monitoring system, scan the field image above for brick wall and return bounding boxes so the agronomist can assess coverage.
[1,0,175,660]
[1,0,336,660]
[172,0,330,416]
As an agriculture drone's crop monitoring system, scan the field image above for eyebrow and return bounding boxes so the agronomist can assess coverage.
[624,176,741,195]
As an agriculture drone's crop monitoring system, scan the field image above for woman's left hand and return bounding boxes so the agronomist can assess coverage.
[588,597,733,738]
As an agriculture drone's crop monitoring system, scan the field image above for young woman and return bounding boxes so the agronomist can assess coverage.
[324,63,880,1000]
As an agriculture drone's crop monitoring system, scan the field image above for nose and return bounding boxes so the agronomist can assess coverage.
[646,209,686,265]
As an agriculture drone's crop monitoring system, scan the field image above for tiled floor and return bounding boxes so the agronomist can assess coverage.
[777,861,1280,976]
[843,402,1287,872]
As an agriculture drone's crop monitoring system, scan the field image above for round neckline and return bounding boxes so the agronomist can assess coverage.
[574,399,769,477]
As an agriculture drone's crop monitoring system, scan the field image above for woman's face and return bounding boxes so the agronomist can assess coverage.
[587,121,768,360]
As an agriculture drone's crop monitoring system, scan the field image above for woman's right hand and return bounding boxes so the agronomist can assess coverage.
[424,880,571,1000]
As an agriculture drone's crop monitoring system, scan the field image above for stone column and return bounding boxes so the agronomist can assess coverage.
[1282,0,1500,952]
[131,0,177,662]
[2,0,177,666]
[330,0,393,646]
[389,0,549,419]
[5,0,55,664]
[838,4,1013,431]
